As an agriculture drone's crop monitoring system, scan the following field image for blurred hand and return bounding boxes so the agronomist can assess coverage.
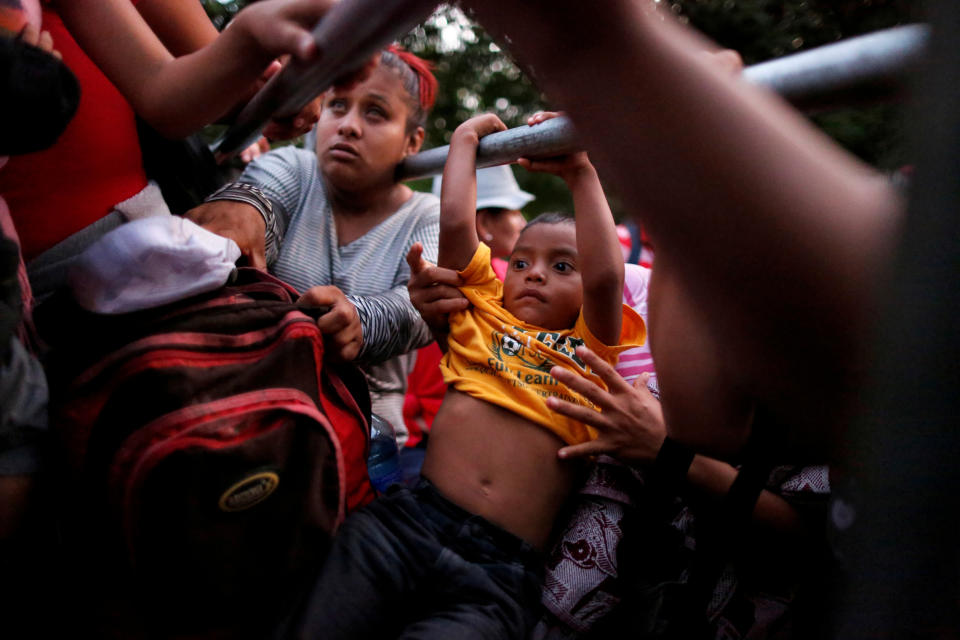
[239,136,271,164]
[548,346,667,462]
[297,285,363,361]
[406,242,467,334]
[183,200,266,269]
[230,0,335,62]
[18,23,61,59]
[263,93,323,140]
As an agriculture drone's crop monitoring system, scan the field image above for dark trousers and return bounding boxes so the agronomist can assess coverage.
[287,478,543,640]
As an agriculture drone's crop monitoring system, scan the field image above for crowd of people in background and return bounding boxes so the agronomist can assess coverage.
[2,0,958,638]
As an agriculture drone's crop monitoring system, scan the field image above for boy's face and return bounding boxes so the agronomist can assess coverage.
[503,223,582,330]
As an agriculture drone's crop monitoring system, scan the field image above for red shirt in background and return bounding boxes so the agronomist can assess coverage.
[0,4,147,260]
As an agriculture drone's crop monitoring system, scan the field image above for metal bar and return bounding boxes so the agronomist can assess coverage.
[397,116,578,181]
[741,23,930,112]
[214,0,438,156]
[396,24,929,181]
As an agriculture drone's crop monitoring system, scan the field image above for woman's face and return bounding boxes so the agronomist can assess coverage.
[315,65,424,191]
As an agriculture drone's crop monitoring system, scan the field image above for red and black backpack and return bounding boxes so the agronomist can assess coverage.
[39,267,375,636]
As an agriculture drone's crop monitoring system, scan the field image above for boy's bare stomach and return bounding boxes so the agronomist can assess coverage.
[421,388,579,550]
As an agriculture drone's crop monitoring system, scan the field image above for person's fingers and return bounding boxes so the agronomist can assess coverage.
[574,346,635,394]
[297,285,338,308]
[314,297,357,337]
[527,110,560,126]
[632,371,653,391]
[426,298,470,315]
[260,59,283,83]
[250,15,316,61]
[708,48,744,76]
[546,395,609,430]
[520,157,568,173]
[316,311,348,335]
[37,30,54,54]
[558,439,611,460]
[301,95,323,124]
[548,366,614,411]
[472,113,508,137]
[18,23,39,46]
[406,242,425,273]
[420,266,464,288]
[417,283,463,303]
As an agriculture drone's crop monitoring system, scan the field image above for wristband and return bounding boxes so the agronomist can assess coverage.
[205,182,282,265]
[721,459,770,531]
[653,436,695,494]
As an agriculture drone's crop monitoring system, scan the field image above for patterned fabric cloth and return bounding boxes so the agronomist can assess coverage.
[533,450,832,639]
[238,146,440,443]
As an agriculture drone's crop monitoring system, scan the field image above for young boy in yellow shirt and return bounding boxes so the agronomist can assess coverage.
[286,111,644,640]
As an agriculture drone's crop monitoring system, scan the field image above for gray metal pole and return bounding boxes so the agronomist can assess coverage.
[396,24,929,181]
[397,116,578,181]
[215,7,927,163]
[741,23,929,112]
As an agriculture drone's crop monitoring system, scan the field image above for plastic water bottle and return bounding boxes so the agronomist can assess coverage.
[368,413,403,494]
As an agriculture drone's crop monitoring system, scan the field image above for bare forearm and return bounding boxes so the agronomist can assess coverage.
[137,0,218,57]
[686,455,802,534]
[128,17,273,137]
[59,0,277,138]
[569,165,623,345]
[438,130,482,270]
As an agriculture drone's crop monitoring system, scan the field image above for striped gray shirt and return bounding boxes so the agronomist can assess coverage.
[238,147,440,443]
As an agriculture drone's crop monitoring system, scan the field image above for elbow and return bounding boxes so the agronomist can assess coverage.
[439,215,474,240]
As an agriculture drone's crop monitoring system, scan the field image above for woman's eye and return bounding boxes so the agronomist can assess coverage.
[328,99,347,112]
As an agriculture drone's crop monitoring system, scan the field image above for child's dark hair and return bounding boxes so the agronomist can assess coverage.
[521,212,575,234]
[379,45,437,132]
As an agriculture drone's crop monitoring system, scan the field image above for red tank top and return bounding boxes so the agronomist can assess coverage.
[0,5,147,260]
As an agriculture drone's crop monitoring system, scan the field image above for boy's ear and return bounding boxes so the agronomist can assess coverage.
[404,126,425,157]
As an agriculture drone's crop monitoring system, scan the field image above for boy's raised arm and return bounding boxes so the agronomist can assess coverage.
[519,113,623,346]
[437,114,507,271]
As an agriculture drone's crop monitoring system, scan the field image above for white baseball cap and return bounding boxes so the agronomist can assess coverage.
[432,164,535,211]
